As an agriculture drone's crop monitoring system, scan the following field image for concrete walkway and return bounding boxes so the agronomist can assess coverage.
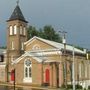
[0,82,61,90]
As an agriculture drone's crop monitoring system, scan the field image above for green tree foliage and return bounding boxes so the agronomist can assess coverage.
[27,26,39,40]
[40,25,62,42]
[0,46,6,49]
[74,46,84,51]
[27,25,62,43]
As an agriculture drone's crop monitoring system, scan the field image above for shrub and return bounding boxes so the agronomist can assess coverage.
[76,84,82,89]
[88,86,90,89]
[61,84,65,88]
[66,84,82,89]
[67,85,73,89]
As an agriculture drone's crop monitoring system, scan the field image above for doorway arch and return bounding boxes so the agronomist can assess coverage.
[11,69,14,81]
[45,69,50,84]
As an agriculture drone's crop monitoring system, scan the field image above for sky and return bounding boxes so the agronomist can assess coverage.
[0,0,90,49]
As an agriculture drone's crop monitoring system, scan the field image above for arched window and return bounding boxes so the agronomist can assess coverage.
[24,27,26,35]
[9,26,13,35]
[25,67,28,77]
[11,69,15,81]
[20,26,23,35]
[32,44,40,50]
[14,25,17,34]
[23,59,32,83]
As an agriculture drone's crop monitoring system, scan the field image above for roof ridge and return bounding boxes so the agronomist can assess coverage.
[25,36,85,54]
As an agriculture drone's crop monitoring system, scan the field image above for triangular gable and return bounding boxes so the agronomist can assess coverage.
[24,36,59,49]
[12,49,62,65]
[12,52,44,65]
[24,36,85,54]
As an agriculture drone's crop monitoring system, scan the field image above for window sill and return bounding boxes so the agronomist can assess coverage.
[23,78,32,83]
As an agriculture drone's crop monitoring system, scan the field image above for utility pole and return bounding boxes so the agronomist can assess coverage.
[59,30,67,88]
[72,46,75,90]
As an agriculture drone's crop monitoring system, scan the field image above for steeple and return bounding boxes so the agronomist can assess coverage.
[6,1,28,82]
[7,1,28,23]
[17,0,19,6]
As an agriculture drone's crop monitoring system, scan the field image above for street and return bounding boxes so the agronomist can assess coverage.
[0,85,61,90]
[0,85,88,90]
[0,86,38,90]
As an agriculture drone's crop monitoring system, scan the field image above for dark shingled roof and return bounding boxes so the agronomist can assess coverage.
[7,5,28,23]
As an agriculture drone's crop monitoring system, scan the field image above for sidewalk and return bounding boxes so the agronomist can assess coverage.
[0,82,61,90]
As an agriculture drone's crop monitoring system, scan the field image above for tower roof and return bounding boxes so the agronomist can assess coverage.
[7,4,28,23]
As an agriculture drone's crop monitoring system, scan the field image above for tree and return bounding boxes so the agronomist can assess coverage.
[41,25,62,42]
[0,46,6,49]
[27,25,62,43]
[27,26,39,40]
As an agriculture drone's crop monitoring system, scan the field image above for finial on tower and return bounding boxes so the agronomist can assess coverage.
[17,0,19,5]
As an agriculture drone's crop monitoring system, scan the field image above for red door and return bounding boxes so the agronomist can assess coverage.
[11,70,14,81]
[45,69,50,83]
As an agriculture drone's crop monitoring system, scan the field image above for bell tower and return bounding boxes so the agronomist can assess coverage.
[7,2,28,64]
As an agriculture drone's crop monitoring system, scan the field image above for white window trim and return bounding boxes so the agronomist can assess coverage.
[32,44,40,50]
[10,26,13,35]
[23,59,32,83]
[23,78,32,83]
[14,25,17,35]
[24,27,26,35]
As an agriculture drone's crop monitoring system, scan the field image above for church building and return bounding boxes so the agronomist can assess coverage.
[0,2,90,89]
